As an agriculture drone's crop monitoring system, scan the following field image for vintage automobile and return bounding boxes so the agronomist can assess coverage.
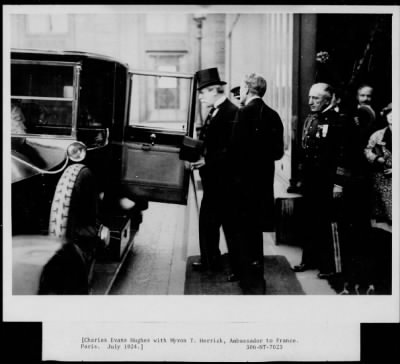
[10,49,197,294]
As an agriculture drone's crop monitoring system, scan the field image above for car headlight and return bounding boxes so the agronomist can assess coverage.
[67,141,87,162]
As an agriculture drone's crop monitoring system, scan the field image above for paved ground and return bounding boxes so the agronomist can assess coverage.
[110,173,335,295]
[110,178,198,295]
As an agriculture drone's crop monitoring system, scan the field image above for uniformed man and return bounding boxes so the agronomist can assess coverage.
[292,83,349,278]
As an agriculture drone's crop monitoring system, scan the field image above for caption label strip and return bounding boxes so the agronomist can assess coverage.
[43,322,359,361]
[81,335,296,352]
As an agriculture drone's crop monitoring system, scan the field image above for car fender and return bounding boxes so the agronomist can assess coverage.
[11,137,70,183]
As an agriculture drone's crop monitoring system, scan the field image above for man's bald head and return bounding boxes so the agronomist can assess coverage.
[310,83,333,98]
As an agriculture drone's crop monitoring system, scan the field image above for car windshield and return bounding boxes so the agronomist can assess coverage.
[11,62,75,136]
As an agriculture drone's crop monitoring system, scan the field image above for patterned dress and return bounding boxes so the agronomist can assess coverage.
[365,127,392,222]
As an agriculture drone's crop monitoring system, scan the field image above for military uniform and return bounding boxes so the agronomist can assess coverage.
[298,107,348,274]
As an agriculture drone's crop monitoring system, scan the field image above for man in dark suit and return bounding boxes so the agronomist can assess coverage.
[191,68,238,272]
[228,73,284,294]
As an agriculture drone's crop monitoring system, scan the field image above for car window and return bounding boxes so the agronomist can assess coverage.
[129,73,192,132]
[78,61,114,129]
[11,62,75,136]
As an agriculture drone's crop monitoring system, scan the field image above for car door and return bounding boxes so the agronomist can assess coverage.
[120,70,197,204]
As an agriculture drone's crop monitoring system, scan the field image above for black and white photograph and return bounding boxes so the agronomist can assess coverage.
[2,4,399,362]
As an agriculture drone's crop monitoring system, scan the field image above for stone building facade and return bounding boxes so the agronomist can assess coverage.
[10,11,393,188]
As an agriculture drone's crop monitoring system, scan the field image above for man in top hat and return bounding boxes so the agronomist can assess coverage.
[190,67,238,273]
[228,73,284,294]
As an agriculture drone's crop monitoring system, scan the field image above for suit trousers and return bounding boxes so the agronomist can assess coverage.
[300,178,336,273]
[229,192,266,294]
[199,187,235,269]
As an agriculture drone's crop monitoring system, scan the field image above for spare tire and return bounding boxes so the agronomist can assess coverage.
[49,163,98,245]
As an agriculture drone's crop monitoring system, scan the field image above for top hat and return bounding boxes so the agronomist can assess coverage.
[381,102,392,116]
[357,104,376,124]
[196,68,226,90]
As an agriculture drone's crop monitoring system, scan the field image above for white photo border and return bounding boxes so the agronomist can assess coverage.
[3,4,399,324]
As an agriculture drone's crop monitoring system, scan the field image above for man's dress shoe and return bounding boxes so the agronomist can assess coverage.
[192,258,223,272]
[291,263,311,272]
[317,272,335,279]
[192,261,207,271]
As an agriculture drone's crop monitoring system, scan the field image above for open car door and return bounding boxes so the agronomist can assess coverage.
[121,70,197,205]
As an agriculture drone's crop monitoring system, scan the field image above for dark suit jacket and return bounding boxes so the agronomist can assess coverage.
[229,98,284,230]
[200,98,238,194]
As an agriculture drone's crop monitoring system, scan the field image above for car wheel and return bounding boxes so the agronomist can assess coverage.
[45,163,98,294]
[49,163,97,242]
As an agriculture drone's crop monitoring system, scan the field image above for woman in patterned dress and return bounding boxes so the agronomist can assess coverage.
[364,103,392,224]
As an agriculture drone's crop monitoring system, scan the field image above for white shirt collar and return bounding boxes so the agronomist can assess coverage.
[245,95,261,106]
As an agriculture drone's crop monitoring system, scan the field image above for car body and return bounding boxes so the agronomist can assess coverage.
[10,49,197,294]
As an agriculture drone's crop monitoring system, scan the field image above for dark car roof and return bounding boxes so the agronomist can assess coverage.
[11,48,129,69]
[11,48,195,78]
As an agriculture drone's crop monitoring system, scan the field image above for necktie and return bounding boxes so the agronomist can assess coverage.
[199,106,216,141]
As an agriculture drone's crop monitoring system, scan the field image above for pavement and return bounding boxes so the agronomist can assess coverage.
[110,170,336,295]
